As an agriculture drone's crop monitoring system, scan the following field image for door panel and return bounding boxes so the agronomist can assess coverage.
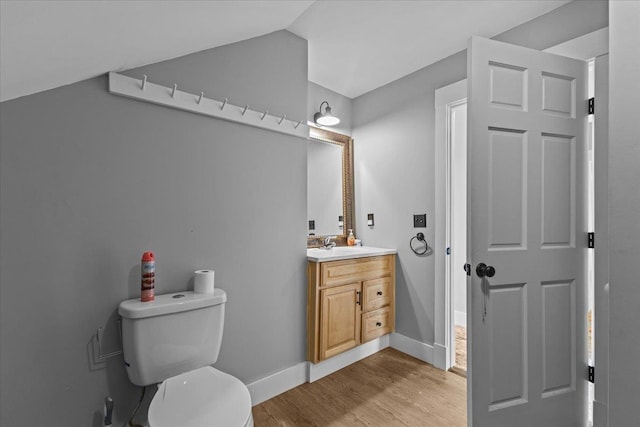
[488,283,527,410]
[468,36,587,427]
[489,62,527,110]
[541,72,576,117]
[541,280,575,396]
[541,134,575,247]
[488,128,527,250]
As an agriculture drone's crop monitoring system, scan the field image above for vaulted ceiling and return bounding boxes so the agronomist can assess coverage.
[0,0,570,102]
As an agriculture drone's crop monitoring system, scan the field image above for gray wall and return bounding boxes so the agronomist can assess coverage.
[353,50,466,343]
[352,0,608,344]
[608,1,640,425]
[0,30,308,427]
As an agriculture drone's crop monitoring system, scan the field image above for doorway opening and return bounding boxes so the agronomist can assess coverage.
[446,99,467,376]
[435,79,467,376]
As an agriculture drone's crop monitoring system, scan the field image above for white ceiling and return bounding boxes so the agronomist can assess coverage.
[0,0,570,102]
[289,0,570,98]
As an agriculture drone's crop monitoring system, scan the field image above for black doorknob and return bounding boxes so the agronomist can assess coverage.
[485,265,496,278]
[476,263,487,277]
[476,263,496,278]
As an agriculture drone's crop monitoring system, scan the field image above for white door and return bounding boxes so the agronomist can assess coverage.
[467,36,587,427]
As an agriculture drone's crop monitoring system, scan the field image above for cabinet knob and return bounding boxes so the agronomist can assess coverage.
[377,291,383,295]
[376,322,382,327]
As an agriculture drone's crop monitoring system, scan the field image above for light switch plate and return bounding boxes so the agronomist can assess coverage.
[413,214,427,228]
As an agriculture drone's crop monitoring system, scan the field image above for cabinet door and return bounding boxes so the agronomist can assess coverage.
[319,283,361,360]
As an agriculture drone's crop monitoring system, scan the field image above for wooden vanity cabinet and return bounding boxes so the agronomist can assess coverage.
[307,255,395,363]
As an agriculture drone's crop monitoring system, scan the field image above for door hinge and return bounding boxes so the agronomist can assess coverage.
[588,232,595,248]
[588,365,595,383]
[588,97,595,115]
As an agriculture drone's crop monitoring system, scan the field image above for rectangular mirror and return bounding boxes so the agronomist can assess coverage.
[307,127,354,246]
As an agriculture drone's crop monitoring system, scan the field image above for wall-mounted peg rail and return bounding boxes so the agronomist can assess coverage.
[108,72,309,139]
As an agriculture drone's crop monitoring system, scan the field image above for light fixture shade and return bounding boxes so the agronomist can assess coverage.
[314,102,340,126]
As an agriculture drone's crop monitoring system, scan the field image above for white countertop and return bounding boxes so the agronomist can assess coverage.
[307,246,397,262]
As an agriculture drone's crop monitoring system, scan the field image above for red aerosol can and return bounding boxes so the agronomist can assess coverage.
[141,251,155,302]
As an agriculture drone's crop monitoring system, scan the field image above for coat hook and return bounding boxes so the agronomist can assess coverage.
[171,84,177,98]
[278,114,286,125]
[197,91,204,104]
[221,98,228,110]
[294,121,302,129]
[261,110,269,120]
[141,75,147,90]
[241,105,249,116]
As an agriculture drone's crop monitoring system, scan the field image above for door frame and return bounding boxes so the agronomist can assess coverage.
[592,53,609,426]
[434,79,467,371]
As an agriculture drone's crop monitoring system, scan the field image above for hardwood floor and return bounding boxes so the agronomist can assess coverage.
[455,326,467,373]
[252,348,466,426]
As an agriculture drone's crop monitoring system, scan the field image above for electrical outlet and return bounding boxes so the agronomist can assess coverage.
[413,214,427,228]
[309,220,315,231]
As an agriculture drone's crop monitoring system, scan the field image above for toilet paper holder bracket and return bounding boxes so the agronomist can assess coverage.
[94,320,123,363]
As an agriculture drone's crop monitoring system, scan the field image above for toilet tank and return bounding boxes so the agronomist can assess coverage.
[118,289,227,386]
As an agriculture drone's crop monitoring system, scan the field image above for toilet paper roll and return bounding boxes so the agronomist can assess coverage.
[194,270,215,294]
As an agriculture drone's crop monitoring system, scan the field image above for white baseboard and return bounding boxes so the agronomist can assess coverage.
[433,343,448,370]
[389,332,434,365]
[246,333,438,407]
[308,335,390,382]
[246,361,308,406]
[455,310,467,327]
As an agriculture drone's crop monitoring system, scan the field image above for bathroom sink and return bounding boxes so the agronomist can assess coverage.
[307,246,396,261]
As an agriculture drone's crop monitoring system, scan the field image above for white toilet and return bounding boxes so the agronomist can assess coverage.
[119,289,253,427]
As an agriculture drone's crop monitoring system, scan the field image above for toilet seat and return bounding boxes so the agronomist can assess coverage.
[148,366,252,427]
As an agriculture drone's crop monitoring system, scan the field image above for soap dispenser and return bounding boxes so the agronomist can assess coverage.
[347,229,356,246]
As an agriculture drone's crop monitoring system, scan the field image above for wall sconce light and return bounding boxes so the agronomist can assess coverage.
[314,101,340,127]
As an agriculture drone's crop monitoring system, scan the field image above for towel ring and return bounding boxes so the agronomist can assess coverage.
[410,232,430,256]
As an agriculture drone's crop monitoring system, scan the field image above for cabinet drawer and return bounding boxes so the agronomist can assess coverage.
[362,306,392,343]
[321,255,393,287]
[362,277,392,311]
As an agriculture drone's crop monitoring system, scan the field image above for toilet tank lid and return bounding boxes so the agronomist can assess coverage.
[118,289,226,319]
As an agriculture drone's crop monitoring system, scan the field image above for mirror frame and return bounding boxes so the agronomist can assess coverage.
[307,126,354,247]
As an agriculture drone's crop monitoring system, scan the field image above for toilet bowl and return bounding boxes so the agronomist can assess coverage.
[148,366,253,427]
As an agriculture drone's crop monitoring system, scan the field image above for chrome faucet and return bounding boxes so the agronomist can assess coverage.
[323,236,336,249]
